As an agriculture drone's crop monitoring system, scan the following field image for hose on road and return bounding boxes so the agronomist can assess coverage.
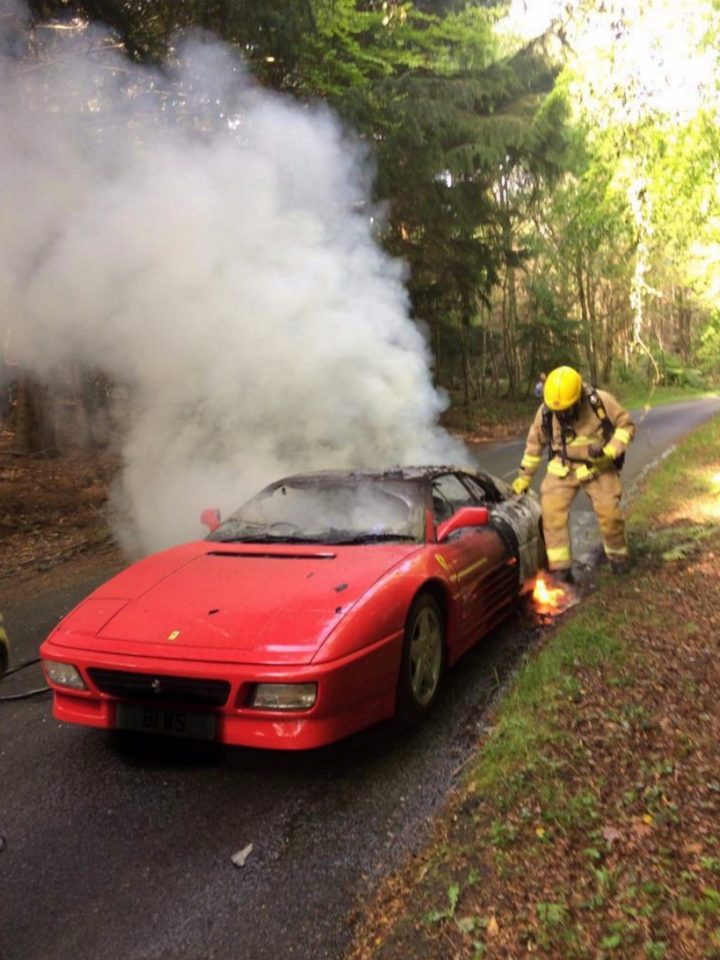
[0,657,50,701]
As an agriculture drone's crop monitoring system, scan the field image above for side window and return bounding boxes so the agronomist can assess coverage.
[460,474,493,504]
[432,473,476,523]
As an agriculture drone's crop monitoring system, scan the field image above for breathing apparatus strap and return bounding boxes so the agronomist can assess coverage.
[587,388,613,443]
[587,387,626,470]
[541,387,625,471]
[541,404,574,465]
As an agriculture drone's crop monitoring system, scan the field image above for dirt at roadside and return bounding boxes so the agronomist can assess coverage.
[0,430,121,600]
[348,459,720,958]
[440,408,531,445]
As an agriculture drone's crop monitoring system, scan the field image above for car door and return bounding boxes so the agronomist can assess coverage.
[431,473,508,655]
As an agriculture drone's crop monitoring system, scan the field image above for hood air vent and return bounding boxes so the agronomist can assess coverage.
[208,551,336,561]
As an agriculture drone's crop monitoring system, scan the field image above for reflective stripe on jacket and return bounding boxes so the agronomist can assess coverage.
[518,388,635,480]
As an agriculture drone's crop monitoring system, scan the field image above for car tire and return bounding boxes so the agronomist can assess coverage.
[396,592,445,723]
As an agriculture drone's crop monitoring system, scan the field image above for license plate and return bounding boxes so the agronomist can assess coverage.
[115,703,217,741]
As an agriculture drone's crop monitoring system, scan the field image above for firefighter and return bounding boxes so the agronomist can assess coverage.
[512,366,635,582]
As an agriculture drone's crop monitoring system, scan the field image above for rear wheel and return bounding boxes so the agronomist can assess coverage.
[396,592,445,722]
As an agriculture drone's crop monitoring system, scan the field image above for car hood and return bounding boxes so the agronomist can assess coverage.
[50,541,421,665]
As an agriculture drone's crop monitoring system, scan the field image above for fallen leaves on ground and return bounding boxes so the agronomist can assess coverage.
[0,432,119,589]
[349,472,720,960]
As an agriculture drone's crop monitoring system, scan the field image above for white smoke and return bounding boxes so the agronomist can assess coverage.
[0,4,467,554]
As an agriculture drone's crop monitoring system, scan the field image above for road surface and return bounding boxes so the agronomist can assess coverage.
[1,396,718,960]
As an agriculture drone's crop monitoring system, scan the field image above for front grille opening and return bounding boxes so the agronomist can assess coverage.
[87,669,230,707]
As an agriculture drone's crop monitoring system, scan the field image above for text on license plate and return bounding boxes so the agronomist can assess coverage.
[115,703,217,741]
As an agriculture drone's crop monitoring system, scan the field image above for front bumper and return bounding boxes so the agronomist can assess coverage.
[40,632,402,750]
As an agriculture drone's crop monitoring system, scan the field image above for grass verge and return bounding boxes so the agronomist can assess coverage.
[349,415,720,960]
[612,384,716,411]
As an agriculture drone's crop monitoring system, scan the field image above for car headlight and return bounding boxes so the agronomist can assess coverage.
[44,660,87,690]
[247,682,317,711]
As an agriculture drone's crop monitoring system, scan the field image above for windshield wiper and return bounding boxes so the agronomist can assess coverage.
[214,535,327,544]
[328,532,418,544]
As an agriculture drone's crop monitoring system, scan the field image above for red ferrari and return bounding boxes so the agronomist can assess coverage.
[41,467,545,750]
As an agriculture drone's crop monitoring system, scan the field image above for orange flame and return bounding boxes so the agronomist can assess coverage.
[532,573,566,615]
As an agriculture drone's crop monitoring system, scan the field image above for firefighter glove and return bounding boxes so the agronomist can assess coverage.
[512,475,531,496]
[588,443,605,459]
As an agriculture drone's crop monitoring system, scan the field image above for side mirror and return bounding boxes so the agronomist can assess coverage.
[201,508,221,533]
[436,506,489,543]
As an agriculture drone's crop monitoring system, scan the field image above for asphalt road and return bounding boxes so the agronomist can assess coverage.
[1,395,719,960]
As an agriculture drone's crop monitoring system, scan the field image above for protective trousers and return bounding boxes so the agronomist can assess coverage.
[540,466,629,571]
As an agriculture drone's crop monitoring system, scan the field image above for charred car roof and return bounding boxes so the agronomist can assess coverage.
[267,466,499,487]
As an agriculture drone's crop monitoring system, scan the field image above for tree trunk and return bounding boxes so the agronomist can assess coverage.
[488,320,501,397]
[507,261,520,395]
[675,286,692,363]
[434,320,442,387]
[460,321,470,409]
[78,369,111,451]
[480,319,487,398]
[501,268,520,398]
[526,318,538,397]
[585,271,600,384]
[575,253,597,384]
[458,300,479,410]
[13,374,58,456]
[498,177,519,398]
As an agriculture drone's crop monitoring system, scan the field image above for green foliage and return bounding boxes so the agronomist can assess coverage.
[423,881,461,924]
[364,29,565,342]
[536,900,568,926]
[628,415,720,530]
[643,345,707,388]
[697,314,720,377]
[474,613,622,800]
[26,0,720,404]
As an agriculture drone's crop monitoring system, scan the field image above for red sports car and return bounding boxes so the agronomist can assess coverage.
[41,467,545,750]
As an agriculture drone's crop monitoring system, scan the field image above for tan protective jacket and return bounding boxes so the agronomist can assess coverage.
[519,388,635,482]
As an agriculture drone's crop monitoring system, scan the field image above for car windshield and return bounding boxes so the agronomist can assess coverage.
[208,478,425,544]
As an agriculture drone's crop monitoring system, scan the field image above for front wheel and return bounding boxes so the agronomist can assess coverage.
[395,593,445,722]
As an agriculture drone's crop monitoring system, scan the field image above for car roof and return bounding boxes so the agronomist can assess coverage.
[268,466,496,486]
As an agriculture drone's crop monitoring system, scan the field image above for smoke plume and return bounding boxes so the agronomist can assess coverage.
[0,3,467,554]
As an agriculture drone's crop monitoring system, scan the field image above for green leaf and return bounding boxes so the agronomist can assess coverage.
[601,932,623,949]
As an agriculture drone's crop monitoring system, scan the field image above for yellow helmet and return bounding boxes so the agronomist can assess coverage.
[543,366,583,411]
